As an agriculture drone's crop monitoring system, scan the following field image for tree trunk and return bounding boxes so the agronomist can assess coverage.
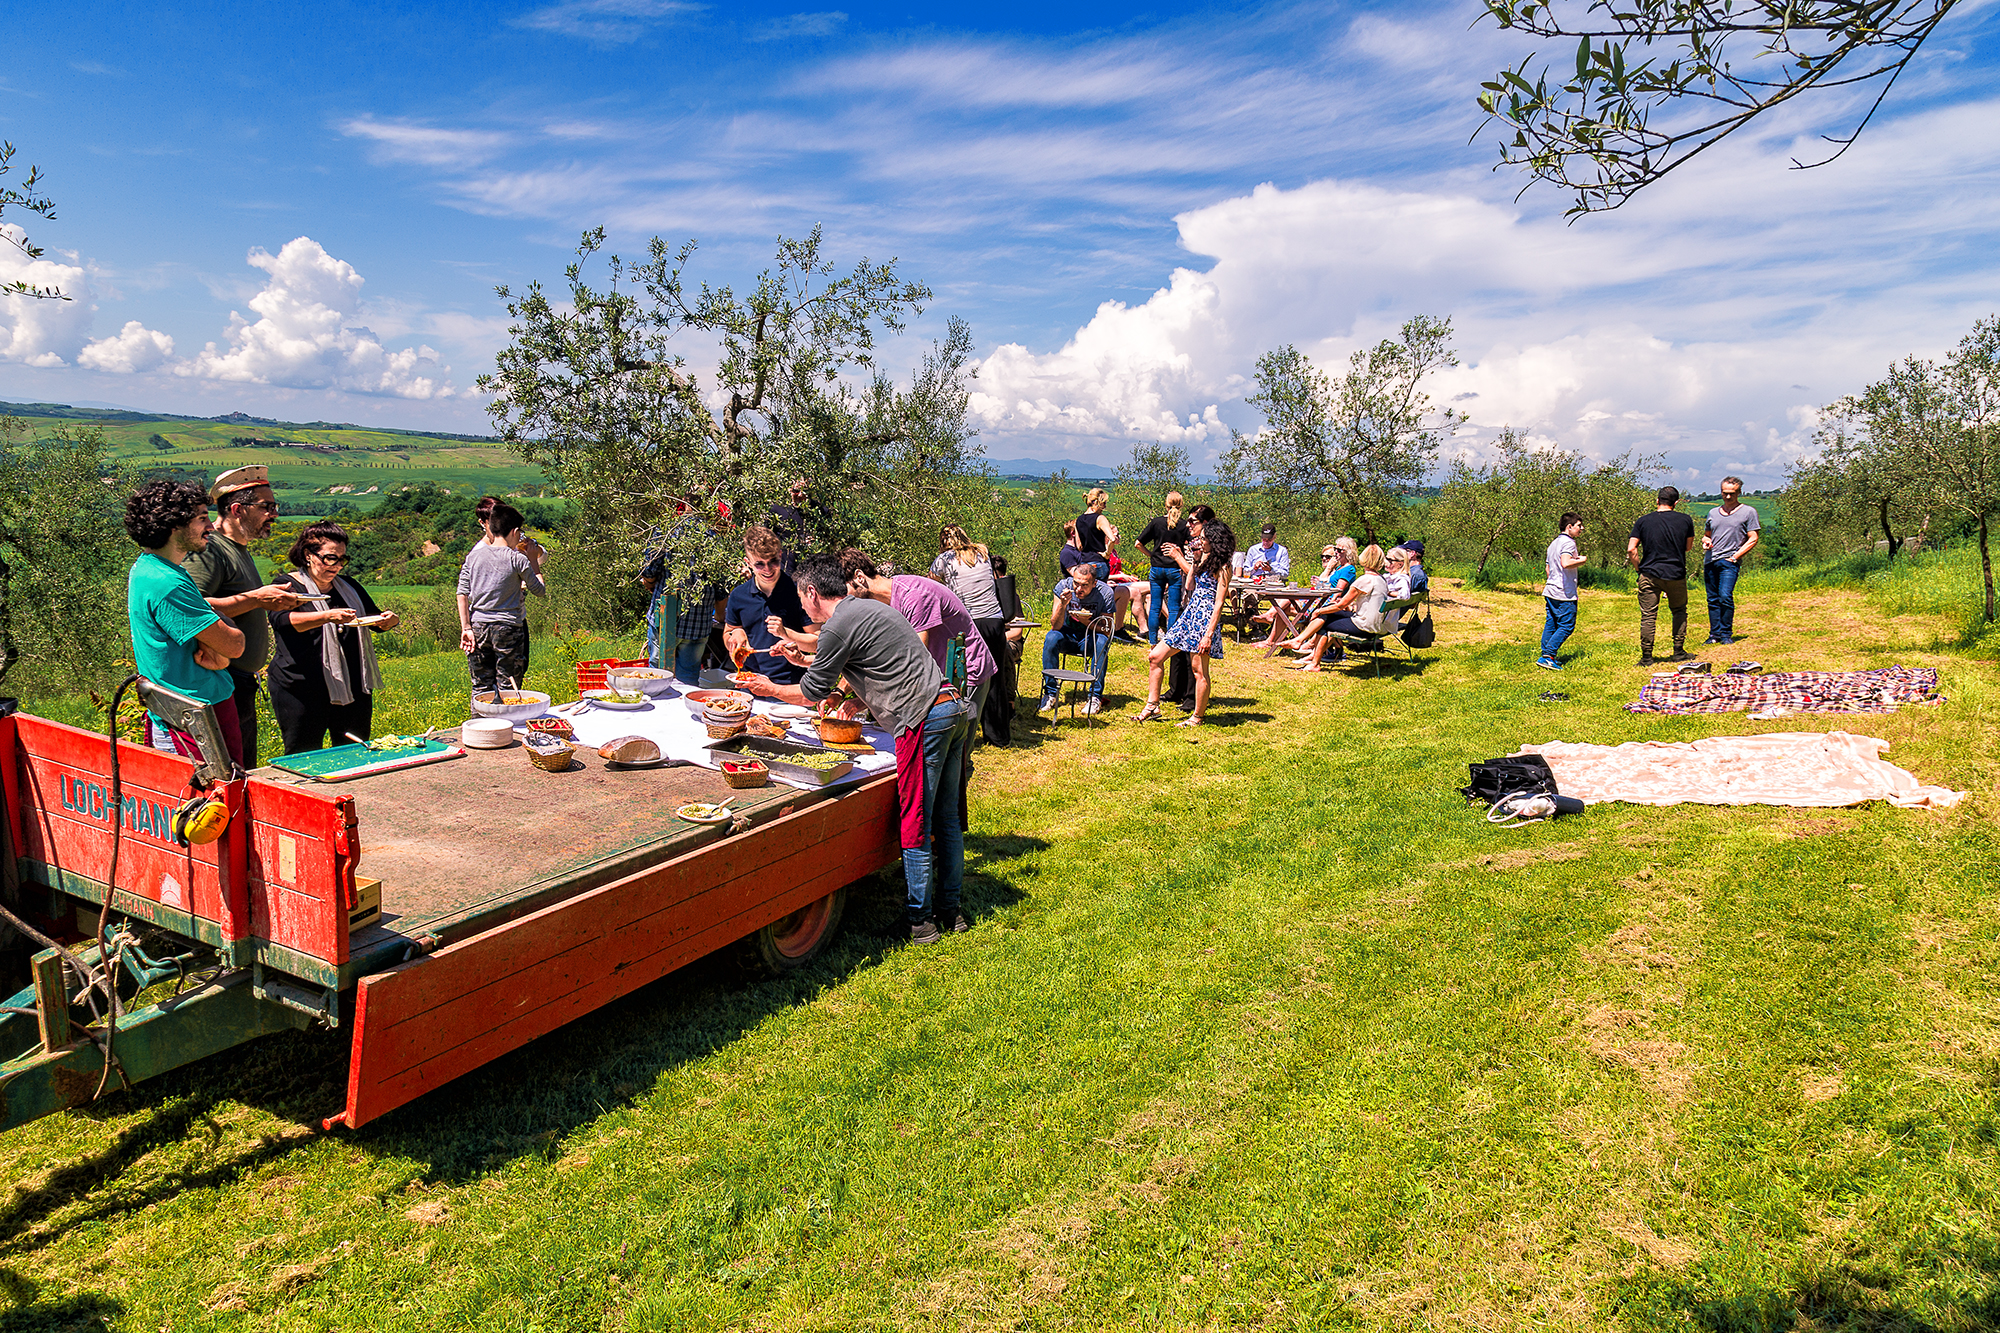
[1983,513,1995,623]
[1877,496,1901,563]
[1476,537,1496,579]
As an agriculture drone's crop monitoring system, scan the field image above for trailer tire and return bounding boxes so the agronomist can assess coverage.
[739,887,847,976]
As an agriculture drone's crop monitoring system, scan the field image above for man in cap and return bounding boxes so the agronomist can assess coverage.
[183,465,305,766]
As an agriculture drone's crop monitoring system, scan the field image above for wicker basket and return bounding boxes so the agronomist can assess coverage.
[525,717,574,740]
[524,738,575,772]
[720,760,769,789]
[705,719,747,741]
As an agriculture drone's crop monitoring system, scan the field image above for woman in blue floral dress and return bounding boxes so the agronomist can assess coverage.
[1133,518,1235,726]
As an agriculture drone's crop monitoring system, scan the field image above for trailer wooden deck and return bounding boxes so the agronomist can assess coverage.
[265,744,885,982]
[3,711,901,1132]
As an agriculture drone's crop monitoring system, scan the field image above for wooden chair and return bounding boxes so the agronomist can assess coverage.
[1045,614,1110,726]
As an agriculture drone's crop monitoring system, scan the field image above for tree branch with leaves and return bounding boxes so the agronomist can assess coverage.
[0,141,65,300]
[1475,1,1960,215]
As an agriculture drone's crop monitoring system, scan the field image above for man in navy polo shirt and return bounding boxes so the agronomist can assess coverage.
[723,525,810,684]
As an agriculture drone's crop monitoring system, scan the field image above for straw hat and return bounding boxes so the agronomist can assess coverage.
[209,465,269,501]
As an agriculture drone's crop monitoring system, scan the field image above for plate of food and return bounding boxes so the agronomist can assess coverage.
[352,612,395,628]
[581,687,650,710]
[675,801,733,825]
[762,703,810,720]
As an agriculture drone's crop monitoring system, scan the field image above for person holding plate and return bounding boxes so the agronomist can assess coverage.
[268,521,400,754]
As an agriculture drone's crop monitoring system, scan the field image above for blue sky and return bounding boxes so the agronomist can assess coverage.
[4,0,1999,486]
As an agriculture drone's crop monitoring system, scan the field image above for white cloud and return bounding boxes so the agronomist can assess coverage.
[967,89,2000,488]
[341,117,514,168]
[510,0,701,43]
[79,319,175,373]
[0,225,92,367]
[176,238,456,399]
[752,11,847,41]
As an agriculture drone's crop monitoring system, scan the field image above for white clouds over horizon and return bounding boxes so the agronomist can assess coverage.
[0,229,456,399]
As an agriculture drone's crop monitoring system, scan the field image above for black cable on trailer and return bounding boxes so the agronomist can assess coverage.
[90,673,144,1097]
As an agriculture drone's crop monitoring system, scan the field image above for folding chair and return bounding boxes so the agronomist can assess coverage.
[1330,594,1427,677]
[1045,614,1109,727]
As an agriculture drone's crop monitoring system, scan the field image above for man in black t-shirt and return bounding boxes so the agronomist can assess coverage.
[1135,493,1190,644]
[1626,487,1698,665]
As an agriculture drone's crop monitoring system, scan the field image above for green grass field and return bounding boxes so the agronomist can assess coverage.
[1,557,1996,1331]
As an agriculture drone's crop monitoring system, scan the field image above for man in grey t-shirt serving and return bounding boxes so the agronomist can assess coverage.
[744,555,973,945]
[1701,475,1761,646]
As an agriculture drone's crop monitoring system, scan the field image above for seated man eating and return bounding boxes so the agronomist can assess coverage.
[1038,560,1116,718]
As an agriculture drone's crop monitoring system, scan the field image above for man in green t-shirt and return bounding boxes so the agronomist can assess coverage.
[183,465,304,767]
[125,480,247,768]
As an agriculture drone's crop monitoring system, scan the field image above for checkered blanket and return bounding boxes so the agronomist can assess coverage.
[1624,666,1943,716]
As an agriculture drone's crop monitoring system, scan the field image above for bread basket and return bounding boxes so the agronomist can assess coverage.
[523,736,574,772]
[705,718,748,741]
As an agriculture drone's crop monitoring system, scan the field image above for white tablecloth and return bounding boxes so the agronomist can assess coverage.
[513,691,897,791]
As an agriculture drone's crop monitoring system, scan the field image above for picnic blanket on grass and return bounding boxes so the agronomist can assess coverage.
[1519,733,1963,809]
[1625,665,1942,716]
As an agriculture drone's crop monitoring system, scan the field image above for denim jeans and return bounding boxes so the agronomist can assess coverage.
[1042,625,1109,698]
[1148,566,1183,643]
[894,698,972,925]
[1704,559,1742,639]
[1541,597,1577,659]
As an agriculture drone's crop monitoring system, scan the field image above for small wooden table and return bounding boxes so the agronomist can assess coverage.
[1230,583,1328,642]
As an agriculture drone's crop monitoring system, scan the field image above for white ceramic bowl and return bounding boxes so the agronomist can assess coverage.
[682,689,753,715]
[606,668,677,698]
[470,689,551,720]
[461,718,515,749]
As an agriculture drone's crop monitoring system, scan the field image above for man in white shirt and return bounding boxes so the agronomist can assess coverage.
[1538,513,1585,671]
[1701,477,1761,645]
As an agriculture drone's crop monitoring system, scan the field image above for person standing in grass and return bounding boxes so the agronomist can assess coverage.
[1538,513,1586,672]
[124,479,247,767]
[457,503,545,696]
[1626,487,1697,666]
[1133,519,1234,727]
[184,465,304,768]
[1701,476,1761,645]
[1134,491,1190,644]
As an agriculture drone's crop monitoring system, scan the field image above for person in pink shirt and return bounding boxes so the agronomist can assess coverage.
[840,551,995,716]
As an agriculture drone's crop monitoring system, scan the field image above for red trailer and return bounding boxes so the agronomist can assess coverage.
[0,709,898,1132]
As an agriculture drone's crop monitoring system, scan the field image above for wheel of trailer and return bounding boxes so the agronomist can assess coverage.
[740,887,847,976]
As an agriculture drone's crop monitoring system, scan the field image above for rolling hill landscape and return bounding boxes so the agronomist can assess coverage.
[0,397,553,513]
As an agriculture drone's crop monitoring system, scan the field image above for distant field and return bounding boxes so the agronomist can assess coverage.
[4,402,551,510]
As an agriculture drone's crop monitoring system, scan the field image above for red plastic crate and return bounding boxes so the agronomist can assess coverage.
[575,658,647,690]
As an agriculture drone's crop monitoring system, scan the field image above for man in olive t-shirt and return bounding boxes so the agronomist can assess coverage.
[1626,486,1697,666]
[183,466,304,766]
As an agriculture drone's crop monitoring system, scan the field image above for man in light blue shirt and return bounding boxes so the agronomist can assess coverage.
[1039,562,1116,717]
[1245,525,1290,580]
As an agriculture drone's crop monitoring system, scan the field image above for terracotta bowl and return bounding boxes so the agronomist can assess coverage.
[816,716,865,745]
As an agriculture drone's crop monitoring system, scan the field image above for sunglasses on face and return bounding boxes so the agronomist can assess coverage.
[750,558,782,570]
[312,550,347,565]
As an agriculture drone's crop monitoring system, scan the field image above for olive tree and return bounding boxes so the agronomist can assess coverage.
[1476,1,1961,215]
[478,227,987,625]
[0,419,128,699]
[1224,317,1463,548]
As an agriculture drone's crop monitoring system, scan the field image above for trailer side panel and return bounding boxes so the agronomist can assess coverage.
[333,777,897,1129]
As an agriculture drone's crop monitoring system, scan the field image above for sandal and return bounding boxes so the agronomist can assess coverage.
[1177,715,1204,727]
[1131,702,1162,722]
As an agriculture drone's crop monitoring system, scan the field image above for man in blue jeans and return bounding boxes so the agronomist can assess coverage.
[1039,561,1116,718]
[745,555,972,945]
[1701,476,1761,645]
[1538,513,1585,670]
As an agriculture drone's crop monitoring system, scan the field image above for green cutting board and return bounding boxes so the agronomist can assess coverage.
[268,738,462,782]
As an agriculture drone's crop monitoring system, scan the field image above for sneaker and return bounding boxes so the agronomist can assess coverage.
[1702,635,1720,645]
[1114,628,1140,643]
[1536,656,1562,671]
[1327,645,1346,663]
[947,912,970,934]
[1177,697,1197,712]
[1717,634,1735,645]
[910,919,942,945]
[1637,654,1656,666]
[1037,693,1058,717]
[1667,650,1697,663]
[1082,696,1103,716]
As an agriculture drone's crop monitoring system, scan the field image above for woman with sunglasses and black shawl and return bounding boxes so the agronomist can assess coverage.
[267,521,399,754]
